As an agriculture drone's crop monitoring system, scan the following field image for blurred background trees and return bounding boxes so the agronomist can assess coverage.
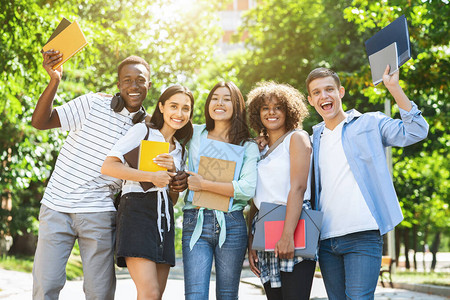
[1,0,448,270]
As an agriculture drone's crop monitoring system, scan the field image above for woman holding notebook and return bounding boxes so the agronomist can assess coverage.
[246,82,316,300]
[101,85,194,300]
[182,81,259,299]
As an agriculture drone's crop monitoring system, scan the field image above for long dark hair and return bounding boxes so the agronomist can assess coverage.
[150,85,194,154]
[204,81,250,145]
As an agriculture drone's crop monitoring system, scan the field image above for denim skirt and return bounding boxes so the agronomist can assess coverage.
[115,191,175,267]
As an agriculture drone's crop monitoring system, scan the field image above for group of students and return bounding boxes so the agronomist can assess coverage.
[31,50,428,300]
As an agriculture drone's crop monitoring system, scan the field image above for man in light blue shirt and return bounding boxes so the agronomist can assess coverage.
[306,66,428,300]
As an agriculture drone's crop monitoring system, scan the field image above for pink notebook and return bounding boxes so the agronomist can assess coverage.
[264,219,306,251]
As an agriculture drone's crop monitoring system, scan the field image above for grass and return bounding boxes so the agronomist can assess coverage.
[0,254,34,273]
[0,254,84,280]
[393,271,450,287]
[0,241,84,280]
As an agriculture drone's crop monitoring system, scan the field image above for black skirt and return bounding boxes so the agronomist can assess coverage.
[115,191,175,267]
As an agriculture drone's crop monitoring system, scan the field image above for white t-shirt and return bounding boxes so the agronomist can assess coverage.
[319,120,378,240]
[107,123,185,195]
[41,93,140,213]
[253,131,311,209]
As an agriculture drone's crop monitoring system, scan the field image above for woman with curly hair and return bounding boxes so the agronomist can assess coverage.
[247,81,315,300]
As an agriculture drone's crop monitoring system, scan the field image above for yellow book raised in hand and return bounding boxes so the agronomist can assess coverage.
[42,18,88,69]
[138,140,170,172]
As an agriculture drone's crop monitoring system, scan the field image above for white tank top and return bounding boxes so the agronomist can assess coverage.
[254,131,311,209]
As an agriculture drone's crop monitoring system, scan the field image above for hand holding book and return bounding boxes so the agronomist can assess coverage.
[42,18,88,70]
[190,156,237,212]
[123,138,172,191]
[186,171,204,192]
[273,232,296,260]
[42,50,63,80]
[382,64,400,90]
[153,153,176,172]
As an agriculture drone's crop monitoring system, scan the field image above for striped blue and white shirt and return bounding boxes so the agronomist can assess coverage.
[41,93,141,213]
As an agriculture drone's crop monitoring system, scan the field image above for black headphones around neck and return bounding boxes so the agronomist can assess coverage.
[111,93,146,124]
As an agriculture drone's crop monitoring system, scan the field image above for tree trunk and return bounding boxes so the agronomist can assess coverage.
[8,232,38,256]
[423,226,429,272]
[412,224,418,270]
[395,228,401,267]
[430,231,441,272]
[403,228,410,269]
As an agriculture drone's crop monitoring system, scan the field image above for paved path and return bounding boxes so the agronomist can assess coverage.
[0,267,447,299]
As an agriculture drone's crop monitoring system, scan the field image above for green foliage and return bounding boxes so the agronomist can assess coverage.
[1,0,448,257]
[0,0,222,243]
[343,0,449,247]
[220,0,449,251]
[173,201,184,255]
[224,0,381,132]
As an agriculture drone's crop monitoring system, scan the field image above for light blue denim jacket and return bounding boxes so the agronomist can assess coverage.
[183,124,259,248]
[312,101,429,235]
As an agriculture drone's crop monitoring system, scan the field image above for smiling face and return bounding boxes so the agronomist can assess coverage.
[159,93,192,132]
[208,86,233,123]
[117,64,151,112]
[260,97,286,133]
[307,76,346,129]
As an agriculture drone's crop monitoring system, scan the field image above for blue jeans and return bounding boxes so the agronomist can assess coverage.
[319,230,383,300]
[182,209,248,300]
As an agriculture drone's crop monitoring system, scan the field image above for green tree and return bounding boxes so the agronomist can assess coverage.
[0,0,222,253]
[226,0,382,132]
[343,0,449,268]
[220,0,449,262]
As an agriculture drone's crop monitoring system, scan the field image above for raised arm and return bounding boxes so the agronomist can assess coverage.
[379,65,429,146]
[31,50,63,130]
[382,65,412,112]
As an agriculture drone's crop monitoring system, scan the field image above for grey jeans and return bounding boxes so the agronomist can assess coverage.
[32,204,116,300]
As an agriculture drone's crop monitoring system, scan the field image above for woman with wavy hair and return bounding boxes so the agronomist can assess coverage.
[247,81,315,300]
[182,81,259,299]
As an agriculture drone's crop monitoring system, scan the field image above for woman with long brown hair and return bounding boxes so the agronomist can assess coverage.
[182,82,259,299]
[102,85,194,300]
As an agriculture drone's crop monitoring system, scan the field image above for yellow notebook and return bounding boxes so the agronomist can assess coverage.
[42,18,88,69]
[138,140,170,172]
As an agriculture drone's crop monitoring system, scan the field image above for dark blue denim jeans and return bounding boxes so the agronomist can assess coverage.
[319,230,383,300]
[182,209,248,300]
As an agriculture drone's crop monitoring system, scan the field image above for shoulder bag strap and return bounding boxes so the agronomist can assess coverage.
[310,154,316,210]
[261,130,294,160]
[143,124,150,140]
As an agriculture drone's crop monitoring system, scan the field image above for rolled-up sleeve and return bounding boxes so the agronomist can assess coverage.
[380,101,429,147]
[232,141,259,201]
